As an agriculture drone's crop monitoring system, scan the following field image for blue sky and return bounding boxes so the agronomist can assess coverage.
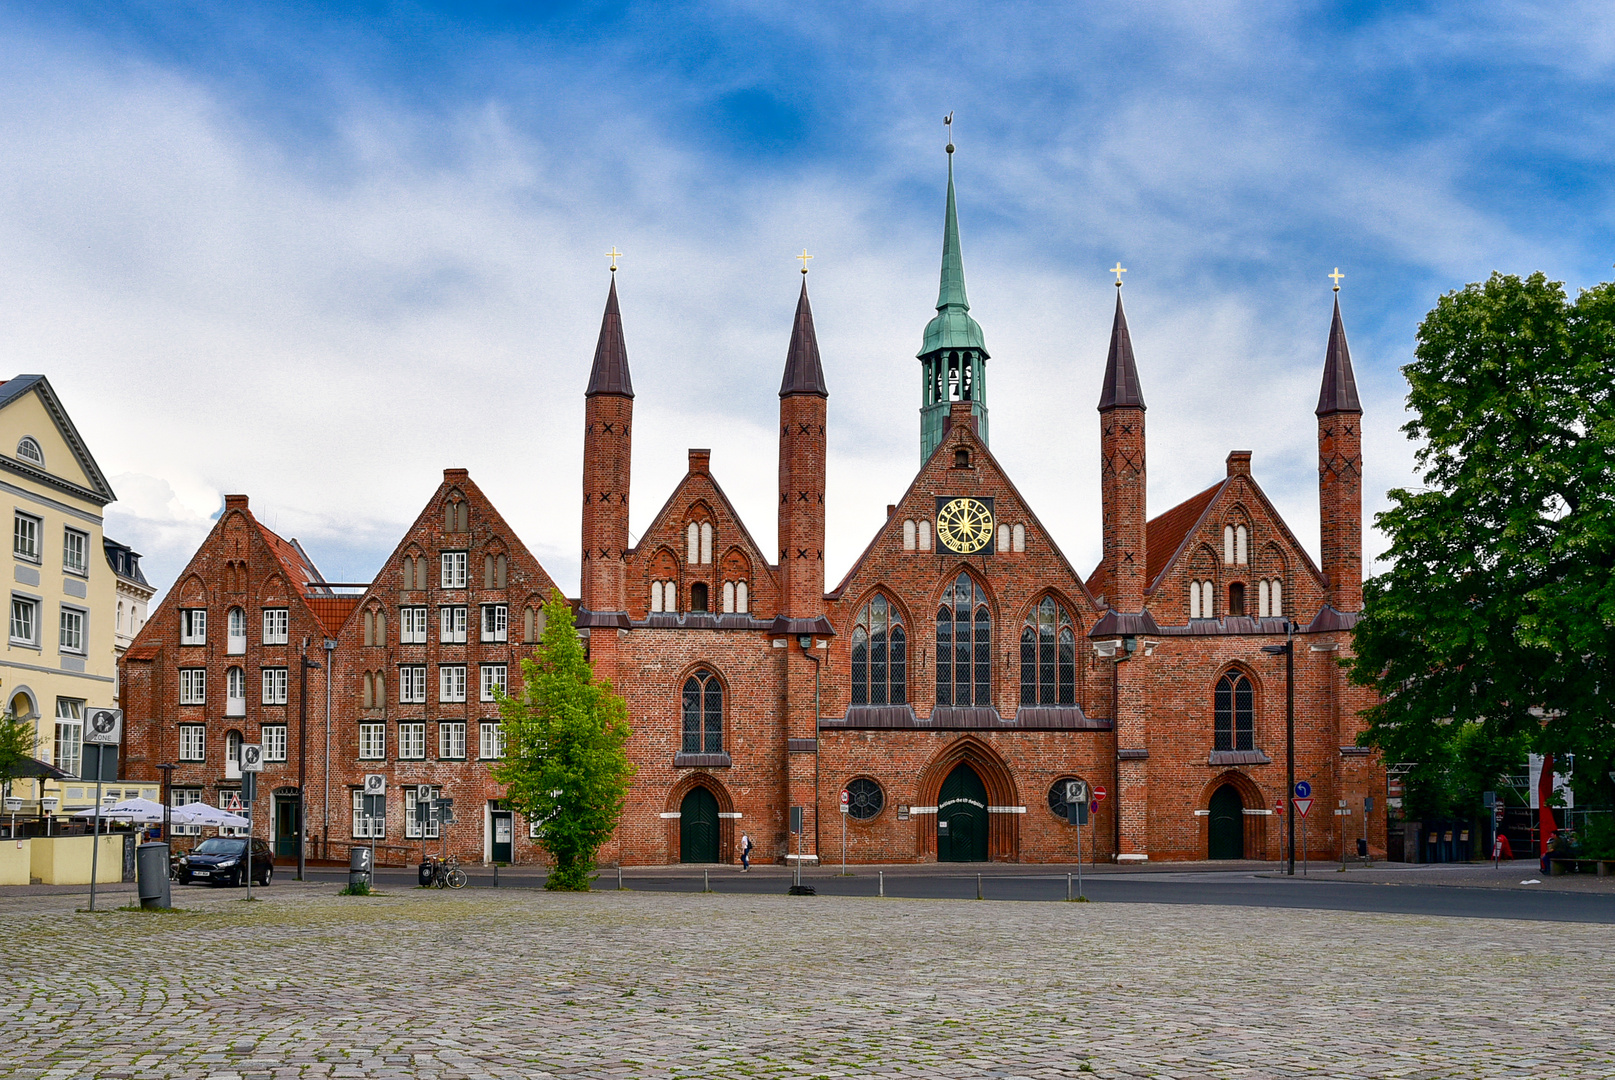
[2,2,1612,598]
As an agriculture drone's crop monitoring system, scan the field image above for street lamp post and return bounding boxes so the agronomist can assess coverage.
[299,646,323,883]
[155,762,175,843]
[1262,619,1296,876]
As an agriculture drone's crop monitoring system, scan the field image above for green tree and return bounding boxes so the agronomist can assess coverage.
[492,590,635,890]
[1349,272,1615,811]
[0,707,39,796]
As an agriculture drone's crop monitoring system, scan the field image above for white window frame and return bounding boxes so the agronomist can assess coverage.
[358,722,386,760]
[16,437,43,466]
[400,665,427,704]
[171,787,203,835]
[439,605,467,644]
[53,698,83,778]
[480,604,507,643]
[438,721,466,760]
[440,551,467,589]
[261,667,288,705]
[404,787,441,839]
[13,512,40,562]
[479,720,505,760]
[62,527,89,576]
[59,605,85,654]
[262,724,288,762]
[227,607,247,654]
[178,724,206,762]
[398,721,426,760]
[480,664,507,702]
[179,667,207,705]
[351,789,385,839]
[400,606,428,644]
[262,608,289,645]
[439,665,467,703]
[10,596,38,646]
[180,608,207,646]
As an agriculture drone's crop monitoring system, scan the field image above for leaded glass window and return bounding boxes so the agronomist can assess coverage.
[1214,672,1255,751]
[850,594,906,706]
[682,669,723,754]
[1020,597,1075,706]
[936,572,991,707]
[846,778,884,821]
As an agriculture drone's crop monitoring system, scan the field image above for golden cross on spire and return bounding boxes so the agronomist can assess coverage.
[606,247,622,272]
[1329,267,1344,291]
[797,248,813,275]
[1110,262,1127,287]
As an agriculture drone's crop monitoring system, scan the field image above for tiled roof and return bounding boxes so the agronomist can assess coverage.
[305,595,362,635]
[1085,480,1224,600]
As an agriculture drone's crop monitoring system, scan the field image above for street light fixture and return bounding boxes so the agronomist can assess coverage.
[1261,619,1296,876]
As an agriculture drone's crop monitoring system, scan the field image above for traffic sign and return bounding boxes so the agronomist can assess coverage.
[84,708,123,745]
[840,789,849,814]
[1294,780,1311,799]
[1064,779,1088,804]
[222,791,244,812]
[1293,797,1313,819]
[1092,785,1107,803]
[240,743,264,772]
[1273,798,1284,816]
[1089,799,1099,814]
[364,774,386,796]
[416,784,433,803]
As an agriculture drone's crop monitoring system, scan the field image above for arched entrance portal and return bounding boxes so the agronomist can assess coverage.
[1208,783,1245,859]
[938,764,990,862]
[679,787,720,863]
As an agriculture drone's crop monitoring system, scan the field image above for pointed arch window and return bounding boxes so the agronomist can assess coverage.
[851,594,906,707]
[936,572,991,707]
[1214,672,1255,752]
[682,669,723,754]
[1020,598,1075,707]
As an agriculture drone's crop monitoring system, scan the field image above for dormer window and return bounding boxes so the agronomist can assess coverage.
[16,437,42,466]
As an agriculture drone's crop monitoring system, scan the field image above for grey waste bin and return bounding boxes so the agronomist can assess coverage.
[137,842,172,910]
[349,845,373,889]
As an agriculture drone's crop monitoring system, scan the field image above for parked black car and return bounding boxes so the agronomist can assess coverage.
[177,837,274,887]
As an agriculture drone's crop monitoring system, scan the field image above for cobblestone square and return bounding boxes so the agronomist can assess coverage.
[2,885,1610,1079]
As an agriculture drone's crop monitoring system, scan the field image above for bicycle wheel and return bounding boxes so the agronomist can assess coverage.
[446,868,468,889]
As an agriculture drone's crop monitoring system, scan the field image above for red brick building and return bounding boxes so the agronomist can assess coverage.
[123,148,1382,866]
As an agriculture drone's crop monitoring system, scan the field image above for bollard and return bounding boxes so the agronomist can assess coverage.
[1067,873,1072,902]
[977,873,982,900]
[703,869,710,893]
[879,870,884,898]
[494,863,500,888]
[618,865,624,890]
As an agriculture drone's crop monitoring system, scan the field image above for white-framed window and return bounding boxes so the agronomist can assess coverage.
[440,551,467,589]
[262,724,288,762]
[225,666,246,715]
[404,786,441,839]
[399,606,428,644]
[59,606,85,653]
[438,721,466,759]
[439,665,467,703]
[479,720,505,760]
[171,787,203,835]
[480,664,507,702]
[62,528,88,576]
[358,722,386,760]
[262,608,289,645]
[16,436,43,466]
[480,604,507,643]
[398,722,426,760]
[178,724,206,762]
[13,512,40,562]
[227,607,247,654]
[9,596,37,646]
[261,667,288,705]
[180,608,206,645]
[400,665,427,704]
[53,698,83,777]
[351,789,385,839]
[439,605,467,643]
[179,667,207,705]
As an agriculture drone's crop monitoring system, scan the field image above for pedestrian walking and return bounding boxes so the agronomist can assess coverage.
[740,832,753,871]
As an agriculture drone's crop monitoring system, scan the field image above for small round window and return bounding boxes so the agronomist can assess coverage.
[846,777,884,821]
[1048,778,1086,823]
[16,437,42,466]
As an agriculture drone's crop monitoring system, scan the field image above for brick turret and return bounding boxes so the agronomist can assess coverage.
[778,277,828,619]
[581,275,634,624]
[1097,289,1147,613]
[1316,294,1363,613]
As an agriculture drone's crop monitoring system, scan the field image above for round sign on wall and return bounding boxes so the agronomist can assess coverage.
[1293,780,1311,799]
[1091,785,1107,803]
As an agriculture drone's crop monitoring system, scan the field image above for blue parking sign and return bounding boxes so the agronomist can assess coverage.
[1294,780,1311,799]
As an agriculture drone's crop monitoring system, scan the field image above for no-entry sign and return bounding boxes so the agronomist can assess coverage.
[1092,785,1107,803]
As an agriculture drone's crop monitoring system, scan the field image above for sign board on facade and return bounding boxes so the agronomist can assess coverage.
[84,708,123,746]
[1293,797,1313,819]
[364,774,386,796]
[1064,780,1088,805]
[1294,781,1311,799]
[240,744,264,772]
[840,789,849,814]
[1092,785,1107,803]
[417,784,433,803]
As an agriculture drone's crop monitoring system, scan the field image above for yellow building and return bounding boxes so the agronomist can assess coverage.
[0,376,149,814]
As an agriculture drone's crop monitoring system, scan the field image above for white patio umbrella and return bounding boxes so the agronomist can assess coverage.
[71,796,168,823]
[170,802,252,829]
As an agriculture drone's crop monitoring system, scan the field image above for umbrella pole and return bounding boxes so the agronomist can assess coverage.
[89,775,103,912]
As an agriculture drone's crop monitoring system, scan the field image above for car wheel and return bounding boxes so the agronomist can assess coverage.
[260,865,273,886]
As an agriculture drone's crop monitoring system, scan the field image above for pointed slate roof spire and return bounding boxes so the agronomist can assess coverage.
[585,275,634,398]
[919,148,987,356]
[780,278,828,398]
[1316,295,1361,415]
[1097,290,1146,411]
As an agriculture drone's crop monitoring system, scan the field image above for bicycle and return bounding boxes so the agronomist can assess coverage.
[424,854,468,889]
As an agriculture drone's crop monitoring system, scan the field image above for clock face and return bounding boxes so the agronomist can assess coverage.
[934,497,995,555]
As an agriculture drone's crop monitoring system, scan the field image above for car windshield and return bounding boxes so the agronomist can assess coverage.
[193,838,246,855]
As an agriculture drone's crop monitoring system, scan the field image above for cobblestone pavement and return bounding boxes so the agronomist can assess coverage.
[2,885,1611,1079]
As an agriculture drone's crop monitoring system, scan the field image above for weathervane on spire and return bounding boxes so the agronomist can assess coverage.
[944,112,954,155]
[1329,267,1344,292]
[606,247,622,273]
[798,248,813,276]
[1111,262,1127,288]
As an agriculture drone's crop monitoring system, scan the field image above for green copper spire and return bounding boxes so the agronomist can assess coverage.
[919,150,987,355]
